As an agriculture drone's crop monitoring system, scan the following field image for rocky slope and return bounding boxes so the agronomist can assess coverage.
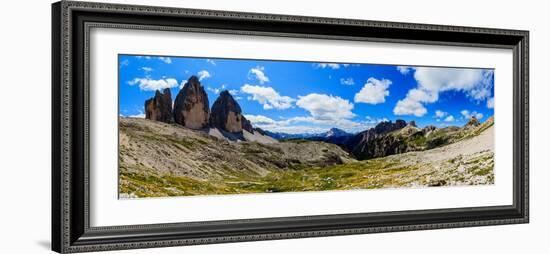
[344,116,493,160]
[368,123,495,187]
[119,117,493,197]
[119,117,355,192]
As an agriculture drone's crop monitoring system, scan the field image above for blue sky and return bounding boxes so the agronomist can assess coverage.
[119,54,494,134]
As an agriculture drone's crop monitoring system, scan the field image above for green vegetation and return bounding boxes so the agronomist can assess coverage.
[119,158,425,198]
[426,133,451,149]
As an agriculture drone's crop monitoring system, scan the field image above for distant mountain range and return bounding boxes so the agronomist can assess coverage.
[265,116,494,161]
[264,127,352,140]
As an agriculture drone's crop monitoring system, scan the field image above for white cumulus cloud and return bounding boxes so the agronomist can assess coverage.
[245,98,385,133]
[461,110,484,120]
[397,66,413,75]
[407,88,439,103]
[197,70,211,81]
[127,77,178,91]
[243,114,277,125]
[354,78,392,104]
[158,57,172,64]
[444,115,455,122]
[241,84,294,110]
[244,93,375,133]
[394,88,439,117]
[393,97,427,117]
[243,114,326,134]
[414,67,494,101]
[435,110,448,118]
[393,67,494,117]
[248,66,270,84]
[296,93,355,121]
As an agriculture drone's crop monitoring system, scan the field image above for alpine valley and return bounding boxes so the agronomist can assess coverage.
[119,76,494,198]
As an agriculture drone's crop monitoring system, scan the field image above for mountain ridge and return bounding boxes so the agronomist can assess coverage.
[119,117,494,197]
[143,75,273,143]
[261,116,493,161]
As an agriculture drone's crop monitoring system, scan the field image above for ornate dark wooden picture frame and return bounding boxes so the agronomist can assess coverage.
[52,1,529,253]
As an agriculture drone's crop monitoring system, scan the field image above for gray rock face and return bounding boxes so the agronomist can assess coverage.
[241,115,254,133]
[423,125,437,132]
[253,127,266,136]
[144,88,173,123]
[373,119,407,134]
[173,76,210,129]
[210,90,243,133]
[346,119,411,160]
[466,116,480,127]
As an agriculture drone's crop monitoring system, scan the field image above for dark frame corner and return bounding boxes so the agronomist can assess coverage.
[52,1,529,253]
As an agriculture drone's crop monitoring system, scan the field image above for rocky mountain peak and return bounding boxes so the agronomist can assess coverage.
[188,75,200,84]
[422,125,437,135]
[373,119,407,134]
[144,88,173,123]
[466,116,480,127]
[173,76,210,129]
[408,121,417,127]
[326,128,350,137]
[210,90,244,133]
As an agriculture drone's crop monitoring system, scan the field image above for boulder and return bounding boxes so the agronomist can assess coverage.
[173,76,210,129]
[144,88,173,123]
[210,90,244,133]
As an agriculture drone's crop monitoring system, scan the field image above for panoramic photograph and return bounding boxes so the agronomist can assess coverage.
[118,55,495,198]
